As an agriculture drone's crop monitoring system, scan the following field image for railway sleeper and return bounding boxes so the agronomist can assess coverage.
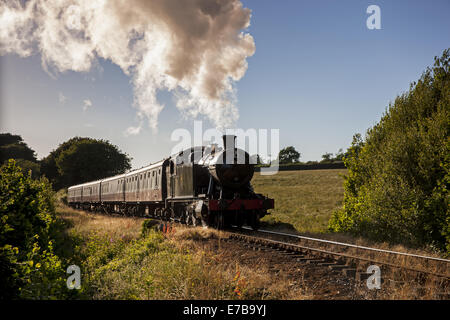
[328,264,349,272]
[342,268,357,277]
[305,258,328,265]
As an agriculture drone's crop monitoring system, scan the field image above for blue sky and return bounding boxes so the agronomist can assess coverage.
[1,0,449,168]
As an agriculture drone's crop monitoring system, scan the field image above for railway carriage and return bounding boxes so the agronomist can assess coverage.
[100,174,126,203]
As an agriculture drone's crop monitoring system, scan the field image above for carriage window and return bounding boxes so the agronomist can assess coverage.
[170,161,174,175]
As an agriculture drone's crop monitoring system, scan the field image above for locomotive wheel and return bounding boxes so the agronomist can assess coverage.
[186,211,198,226]
[164,208,174,221]
[191,212,198,227]
[235,211,245,228]
[216,213,225,230]
[179,210,186,224]
[249,211,260,231]
[200,216,208,228]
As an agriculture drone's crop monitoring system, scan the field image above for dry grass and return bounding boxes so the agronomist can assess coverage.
[57,204,143,241]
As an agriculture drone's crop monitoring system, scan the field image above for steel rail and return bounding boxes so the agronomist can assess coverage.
[228,233,450,279]
[239,226,450,264]
[229,228,450,279]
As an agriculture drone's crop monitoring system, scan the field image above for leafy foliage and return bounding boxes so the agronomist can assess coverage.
[0,133,39,177]
[329,49,450,253]
[278,146,301,164]
[14,159,41,179]
[41,137,131,189]
[0,160,66,299]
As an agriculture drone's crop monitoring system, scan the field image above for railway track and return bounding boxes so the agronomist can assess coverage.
[220,226,449,295]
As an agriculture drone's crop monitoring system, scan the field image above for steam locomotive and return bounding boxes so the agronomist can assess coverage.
[67,135,274,229]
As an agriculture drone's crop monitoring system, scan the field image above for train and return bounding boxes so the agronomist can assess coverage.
[67,135,274,229]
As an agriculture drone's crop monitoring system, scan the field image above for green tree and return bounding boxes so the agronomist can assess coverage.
[41,137,131,189]
[278,146,301,164]
[41,137,87,188]
[0,133,37,163]
[334,148,345,161]
[57,138,131,188]
[15,159,41,179]
[321,152,333,162]
[329,49,450,253]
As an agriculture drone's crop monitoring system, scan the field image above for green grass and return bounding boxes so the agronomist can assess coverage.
[252,169,347,234]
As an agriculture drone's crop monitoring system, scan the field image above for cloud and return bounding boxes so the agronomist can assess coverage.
[0,0,255,133]
[83,99,92,111]
[124,123,142,137]
[58,92,67,104]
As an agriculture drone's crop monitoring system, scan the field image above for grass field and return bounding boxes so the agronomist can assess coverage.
[251,169,347,234]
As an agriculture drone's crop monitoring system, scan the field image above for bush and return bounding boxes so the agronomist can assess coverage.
[329,49,450,253]
[0,160,66,299]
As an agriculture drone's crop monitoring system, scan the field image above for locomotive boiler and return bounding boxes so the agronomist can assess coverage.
[68,135,274,229]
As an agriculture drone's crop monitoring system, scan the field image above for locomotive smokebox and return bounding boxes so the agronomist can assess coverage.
[203,134,254,189]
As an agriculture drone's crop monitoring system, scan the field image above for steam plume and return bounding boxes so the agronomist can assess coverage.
[0,0,255,133]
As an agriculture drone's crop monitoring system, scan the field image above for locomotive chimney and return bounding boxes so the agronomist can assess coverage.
[222,135,236,150]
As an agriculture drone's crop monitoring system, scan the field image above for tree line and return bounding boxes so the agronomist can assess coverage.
[254,146,346,166]
[0,134,131,190]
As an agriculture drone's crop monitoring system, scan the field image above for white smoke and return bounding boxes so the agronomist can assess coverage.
[0,0,255,133]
